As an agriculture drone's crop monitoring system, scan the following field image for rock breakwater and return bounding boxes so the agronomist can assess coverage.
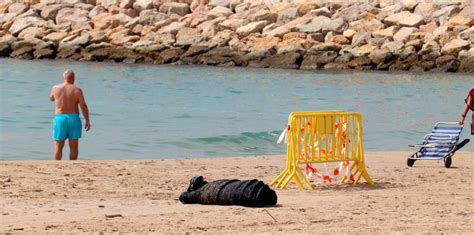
[0,0,473,72]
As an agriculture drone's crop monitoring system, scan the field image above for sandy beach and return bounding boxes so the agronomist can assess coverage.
[0,151,473,234]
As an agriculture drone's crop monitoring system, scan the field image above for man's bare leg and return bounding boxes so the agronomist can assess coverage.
[69,140,79,160]
[54,141,65,160]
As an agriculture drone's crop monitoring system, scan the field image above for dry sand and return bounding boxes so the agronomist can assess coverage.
[1,152,473,234]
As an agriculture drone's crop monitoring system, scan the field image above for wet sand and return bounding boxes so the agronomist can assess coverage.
[1,152,473,234]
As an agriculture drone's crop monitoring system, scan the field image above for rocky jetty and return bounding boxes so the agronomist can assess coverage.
[0,0,473,72]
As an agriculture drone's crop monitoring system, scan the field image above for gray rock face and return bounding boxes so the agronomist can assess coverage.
[133,0,153,12]
[384,11,424,27]
[298,16,330,33]
[40,4,70,20]
[56,8,89,27]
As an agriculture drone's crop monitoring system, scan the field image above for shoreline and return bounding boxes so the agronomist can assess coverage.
[1,0,473,72]
[1,151,473,233]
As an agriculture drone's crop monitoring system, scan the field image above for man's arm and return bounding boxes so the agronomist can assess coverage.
[78,89,91,131]
[49,88,55,101]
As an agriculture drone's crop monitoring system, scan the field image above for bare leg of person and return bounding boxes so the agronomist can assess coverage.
[54,141,65,160]
[69,140,79,160]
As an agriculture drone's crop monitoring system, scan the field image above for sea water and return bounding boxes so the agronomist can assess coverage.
[0,58,472,160]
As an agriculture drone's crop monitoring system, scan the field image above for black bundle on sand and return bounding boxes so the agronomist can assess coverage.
[179,176,278,207]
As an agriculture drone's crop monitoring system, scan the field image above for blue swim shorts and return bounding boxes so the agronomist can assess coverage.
[53,114,82,141]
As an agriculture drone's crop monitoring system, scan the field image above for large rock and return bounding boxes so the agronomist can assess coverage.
[8,3,29,16]
[40,4,70,20]
[43,31,69,43]
[138,9,168,25]
[17,26,44,40]
[393,27,417,42]
[308,7,331,17]
[157,21,185,35]
[459,56,474,72]
[384,11,424,27]
[368,48,393,64]
[372,26,398,39]
[209,0,229,8]
[263,25,291,38]
[207,6,233,18]
[259,52,302,69]
[219,19,247,31]
[300,51,338,69]
[441,39,469,55]
[97,0,120,8]
[297,16,330,33]
[249,10,278,23]
[276,7,298,25]
[0,34,16,56]
[9,16,46,36]
[236,21,269,36]
[159,2,190,16]
[448,15,473,28]
[175,27,202,46]
[133,0,153,11]
[435,55,459,72]
[349,18,384,32]
[56,8,89,28]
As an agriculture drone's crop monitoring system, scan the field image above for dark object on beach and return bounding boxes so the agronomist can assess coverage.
[179,176,277,207]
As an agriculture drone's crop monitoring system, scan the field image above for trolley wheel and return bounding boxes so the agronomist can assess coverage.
[444,157,452,168]
[407,158,416,167]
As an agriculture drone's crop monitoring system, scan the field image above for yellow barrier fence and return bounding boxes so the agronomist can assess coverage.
[270,111,373,190]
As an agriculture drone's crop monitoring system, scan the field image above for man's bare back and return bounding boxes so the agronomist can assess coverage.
[50,83,82,114]
[50,70,90,160]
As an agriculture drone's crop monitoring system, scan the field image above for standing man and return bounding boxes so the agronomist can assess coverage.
[50,70,91,160]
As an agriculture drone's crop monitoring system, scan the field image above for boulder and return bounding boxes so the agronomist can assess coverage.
[181,44,212,58]
[348,44,378,57]
[249,10,278,23]
[276,7,298,25]
[8,3,29,16]
[323,18,346,34]
[307,7,331,17]
[207,29,235,47]
[430,5,459,23]
[448,15,473,28]
[459,56,474,72]
[208,6,233,18]
[400,0,418,10]
[296,0,319,15]
[138,9,168,25]
[458,27,474,41]
[17,26,44,40]
[297,16,330,33]
[89,30,108,43]
[89,5,106,18]
[175,27,202,46]
[43,31,69,44]
[9,16,46,36]
[384,11,424,27]
[393,27,417,42]
[309,42,341,52]
[109,32,139,45]
[263,25,291,38]
[236,21,269,36]
[332,3,378,22]
[159,2,190,16]
[40,4,70,20]
[342,29,356,39]
[351,32,371,47]
[133,0,153,12]
[209,0,229,8]
[372,26,398,39]
[260,52,301,69]
[441,39,469,55]
[111,13,133,27]
[120,0,135,9]
[219,19,247,31]
[369,48,393,64]
[435,55,459,72]
[349,18,384,32]
[157,21,185,35]
[414,1,435,17]
[300,51,338,69]
[97,0,119,8]
[0,34,16,56]
[56,8,89,28]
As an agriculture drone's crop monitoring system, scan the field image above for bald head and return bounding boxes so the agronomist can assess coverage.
[63,70,75,84]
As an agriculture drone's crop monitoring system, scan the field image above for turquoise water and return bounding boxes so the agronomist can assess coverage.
[0,58,472,160]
